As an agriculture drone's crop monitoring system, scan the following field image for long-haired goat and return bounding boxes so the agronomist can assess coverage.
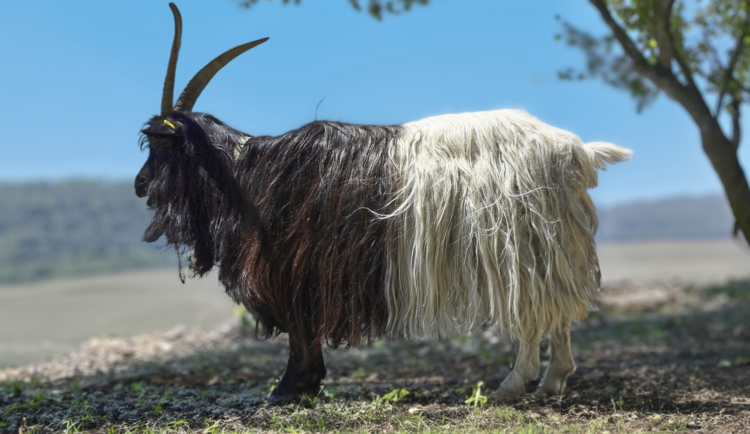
[135,3,632,405]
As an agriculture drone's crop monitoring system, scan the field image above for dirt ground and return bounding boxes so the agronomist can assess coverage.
[1,278,749,433]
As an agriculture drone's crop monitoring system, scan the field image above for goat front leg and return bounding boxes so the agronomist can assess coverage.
[267,332,326,406]
[491,338,540,402]
[536,322,575,397]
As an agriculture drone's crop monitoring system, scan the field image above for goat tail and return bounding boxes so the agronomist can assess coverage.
[584,141,633,170]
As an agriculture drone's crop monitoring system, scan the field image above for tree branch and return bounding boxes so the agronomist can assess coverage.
[653,0,704,99]
[713,1,750,118]
[731,98,741,149]
[664,10,701,94]
[588,1,683,88]
[653,0,675,69]
[588,0,714,120]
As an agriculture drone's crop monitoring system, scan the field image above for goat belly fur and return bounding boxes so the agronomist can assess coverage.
[229,109,631,348]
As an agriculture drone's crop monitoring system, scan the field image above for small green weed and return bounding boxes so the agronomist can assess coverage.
[612,395,625,411]
[380,388,410,403]
[463,381,488,408]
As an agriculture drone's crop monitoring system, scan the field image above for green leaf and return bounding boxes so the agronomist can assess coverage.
[381,388,410,402]
[463,381,487,408]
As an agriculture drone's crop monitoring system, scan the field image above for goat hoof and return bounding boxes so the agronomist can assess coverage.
[534,381,566,398]
[266,384,304,406]
[266,387,303,407]
[266,382,322,407]
[535,374,570,398]
[266,390,301,407]
[533,388,559,399]
[490,388,525,403]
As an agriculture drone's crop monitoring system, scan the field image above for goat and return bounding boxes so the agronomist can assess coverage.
[135,3,632,405]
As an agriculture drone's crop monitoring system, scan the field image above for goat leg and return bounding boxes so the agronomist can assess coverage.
[266,333,326,406]
[491,338,540,402]
[536,322,576,397]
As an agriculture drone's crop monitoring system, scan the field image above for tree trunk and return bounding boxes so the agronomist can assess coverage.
[701,127,750,244]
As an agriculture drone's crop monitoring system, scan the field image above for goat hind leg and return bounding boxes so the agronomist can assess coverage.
[536,322,575,397]
[491,339,540,402]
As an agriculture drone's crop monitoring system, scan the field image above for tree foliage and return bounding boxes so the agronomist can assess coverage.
[559,0,750,125]
[559,0,750,242]
[235,0,430,20]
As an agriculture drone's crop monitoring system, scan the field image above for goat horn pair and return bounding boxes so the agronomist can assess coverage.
[160,3,269,115]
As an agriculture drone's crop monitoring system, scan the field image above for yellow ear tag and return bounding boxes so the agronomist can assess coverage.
[163,119,176,130]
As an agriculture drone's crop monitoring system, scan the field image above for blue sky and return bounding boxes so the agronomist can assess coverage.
[1,0,748,206]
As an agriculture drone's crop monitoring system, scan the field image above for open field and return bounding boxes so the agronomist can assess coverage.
[0,270,235,367]
[597,239,750,283]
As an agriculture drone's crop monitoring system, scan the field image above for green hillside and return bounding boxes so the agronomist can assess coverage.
[0,180,174,284]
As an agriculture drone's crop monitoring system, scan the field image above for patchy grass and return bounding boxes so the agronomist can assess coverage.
[2,279,750,433]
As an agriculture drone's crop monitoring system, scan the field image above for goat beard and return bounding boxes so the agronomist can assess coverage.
[142,167,216,276]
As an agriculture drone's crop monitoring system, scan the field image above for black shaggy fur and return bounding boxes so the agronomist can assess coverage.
[137,114,401,403]
[224,121,400,346]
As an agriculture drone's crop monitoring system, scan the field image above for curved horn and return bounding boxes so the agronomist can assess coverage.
[161,3,183,116]
[174,37,269,112]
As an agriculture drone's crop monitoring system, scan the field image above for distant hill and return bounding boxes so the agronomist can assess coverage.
[0,180,173,284]
[596,195,735,242]
[0,180,738,284]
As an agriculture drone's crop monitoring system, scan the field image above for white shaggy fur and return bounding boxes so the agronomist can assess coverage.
[384,110,632,344]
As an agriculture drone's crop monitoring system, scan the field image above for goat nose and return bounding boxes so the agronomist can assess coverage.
[134,177,149,198]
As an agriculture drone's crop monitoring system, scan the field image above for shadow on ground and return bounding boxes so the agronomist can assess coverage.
[1,280,749,433]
